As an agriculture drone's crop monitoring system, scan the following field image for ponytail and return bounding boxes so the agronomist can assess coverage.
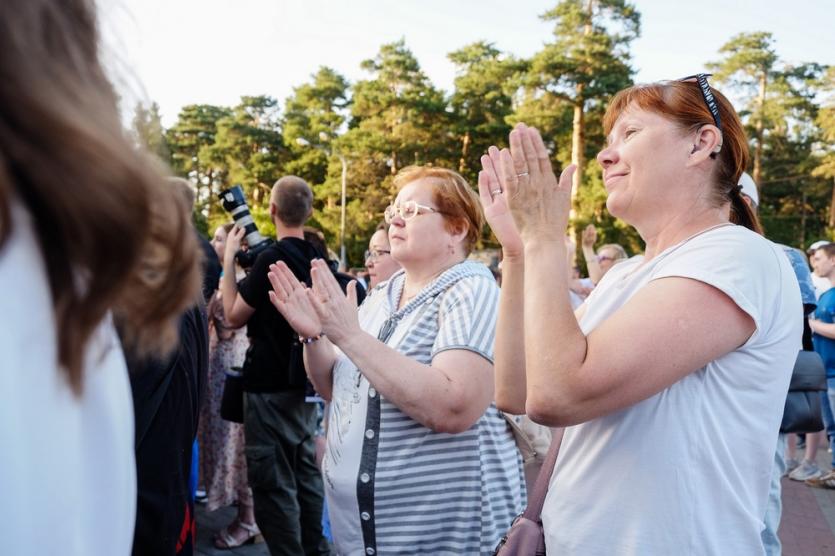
[729,186,763,235]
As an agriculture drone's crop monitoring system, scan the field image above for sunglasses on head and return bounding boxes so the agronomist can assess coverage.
[678,73,722,130]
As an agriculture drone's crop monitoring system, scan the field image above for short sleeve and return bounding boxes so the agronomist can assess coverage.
[648,228,799,343]
[432,275,499,362]
[237,250,274,309]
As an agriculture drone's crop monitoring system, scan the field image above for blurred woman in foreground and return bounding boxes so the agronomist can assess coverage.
[0,1,200,554]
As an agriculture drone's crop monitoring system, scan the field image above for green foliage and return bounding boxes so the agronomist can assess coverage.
[710,32,831,247]
[158,6,833,267]
[447,41,526,183]
[166,104,232,223]
[131,102,170,162]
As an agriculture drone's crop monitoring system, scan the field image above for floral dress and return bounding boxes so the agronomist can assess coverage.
[198,289,252,511]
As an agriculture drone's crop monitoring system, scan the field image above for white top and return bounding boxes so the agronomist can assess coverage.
[542,225,801,555]
[812,273,831,300]
[0,204,137,555]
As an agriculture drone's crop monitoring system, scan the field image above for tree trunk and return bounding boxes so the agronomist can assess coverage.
[829,177,835,229]
[571,95,585,202]
[459,132,471,175]
[753,71,767,185]
[391,151,398,175]
[800,190,807,248]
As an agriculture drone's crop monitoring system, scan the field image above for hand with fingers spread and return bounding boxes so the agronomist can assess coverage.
[267,261,322,339]
[501,123,576,243]
[307,258,361,345]
[478,147,524,258]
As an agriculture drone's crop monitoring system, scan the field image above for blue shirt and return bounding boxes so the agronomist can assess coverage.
[813,287,835,378]
[781,245,816,307]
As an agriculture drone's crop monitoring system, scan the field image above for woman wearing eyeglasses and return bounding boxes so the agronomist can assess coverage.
[480,76,801,554]
[364,222,400,289]
[267,166,524,555]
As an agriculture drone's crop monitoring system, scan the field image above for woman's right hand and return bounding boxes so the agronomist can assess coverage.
[267,261,323,338]
[478,146,524,258]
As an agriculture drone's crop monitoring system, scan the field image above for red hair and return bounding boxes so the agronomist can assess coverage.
[603,81,762,234]
[393,166,484,254]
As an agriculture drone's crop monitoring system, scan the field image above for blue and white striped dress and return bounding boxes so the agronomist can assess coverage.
[323,260,525,555]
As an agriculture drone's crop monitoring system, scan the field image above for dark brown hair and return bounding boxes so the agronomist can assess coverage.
[272,175,313,227]
[818,243,835,259]
[0,0,201,394]
[393,166,484,255]
[603,80,762,234]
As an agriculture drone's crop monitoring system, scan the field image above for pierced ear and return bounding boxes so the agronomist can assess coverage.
[688,125,722,164]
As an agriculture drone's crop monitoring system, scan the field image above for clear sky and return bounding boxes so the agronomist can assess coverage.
[100,0,835,127]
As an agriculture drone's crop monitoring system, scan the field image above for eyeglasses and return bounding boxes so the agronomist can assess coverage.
[596,255,616,263]
[364,249,391,261]
[383,201,444,224]
[678,73,722,130]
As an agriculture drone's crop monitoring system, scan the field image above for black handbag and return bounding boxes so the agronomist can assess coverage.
[220,366,245,423]
[780,350,826,434]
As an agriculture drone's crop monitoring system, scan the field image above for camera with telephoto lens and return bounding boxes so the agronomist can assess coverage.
[218,185,273,268]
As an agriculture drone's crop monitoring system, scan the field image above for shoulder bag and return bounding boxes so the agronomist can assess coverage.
[494,427,565,556]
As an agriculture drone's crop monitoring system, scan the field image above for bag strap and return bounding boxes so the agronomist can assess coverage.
[521,427,565,521]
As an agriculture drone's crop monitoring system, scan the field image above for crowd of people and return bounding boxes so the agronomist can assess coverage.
[2,2,833,556]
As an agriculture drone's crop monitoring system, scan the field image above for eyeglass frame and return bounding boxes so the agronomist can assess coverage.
[364,248,391,261]
[383,200,446,224]
[677,73,722,131]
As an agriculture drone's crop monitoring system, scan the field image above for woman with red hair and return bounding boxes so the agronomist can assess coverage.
[480,76,801,554]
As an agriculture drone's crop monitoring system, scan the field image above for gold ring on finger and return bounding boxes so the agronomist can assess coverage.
[516,172,529,177]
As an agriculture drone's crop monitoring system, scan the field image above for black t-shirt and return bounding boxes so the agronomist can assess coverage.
[238,237,321,392]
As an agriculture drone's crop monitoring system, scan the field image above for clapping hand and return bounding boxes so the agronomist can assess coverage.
[267,261,323,339]
[482,124,575,245]
[307,259,361,345]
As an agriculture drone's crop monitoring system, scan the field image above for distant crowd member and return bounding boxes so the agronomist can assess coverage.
[364,222,401,289]
[565,236,593,308]
[808,243,835,488]
[268,166,524,554]
[737,172,817,555]
[0,1,202,554]
[200,223,260,549]
[480,74,800,554]
[222,177,330,555]
[580,223,628,284]
[170,177,221,303]
[808,240,832,299]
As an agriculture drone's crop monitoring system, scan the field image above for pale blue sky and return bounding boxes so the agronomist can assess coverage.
[101,0,835,127]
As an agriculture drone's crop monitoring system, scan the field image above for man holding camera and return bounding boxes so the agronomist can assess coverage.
[222,176,329,556]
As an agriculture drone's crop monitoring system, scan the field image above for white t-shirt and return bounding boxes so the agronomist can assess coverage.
[542,224,801,555]
[811,273,831,300]
[0,204,136,555]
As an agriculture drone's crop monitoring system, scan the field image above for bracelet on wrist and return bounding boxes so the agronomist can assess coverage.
[298,332,326,345]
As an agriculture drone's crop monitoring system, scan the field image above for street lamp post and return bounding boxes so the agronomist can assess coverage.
[296,137,348,269]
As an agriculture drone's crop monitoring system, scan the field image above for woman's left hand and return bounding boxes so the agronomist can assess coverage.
[308,259,362,345]
[503,123,576,244]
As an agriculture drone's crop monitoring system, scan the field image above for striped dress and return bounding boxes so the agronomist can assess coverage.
[323,261,525,555]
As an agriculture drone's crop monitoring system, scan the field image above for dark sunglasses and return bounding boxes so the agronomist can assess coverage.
[678,73,722,130]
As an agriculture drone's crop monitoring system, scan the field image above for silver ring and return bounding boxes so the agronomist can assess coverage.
[490,188,503,196]
[516,172,529,177]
